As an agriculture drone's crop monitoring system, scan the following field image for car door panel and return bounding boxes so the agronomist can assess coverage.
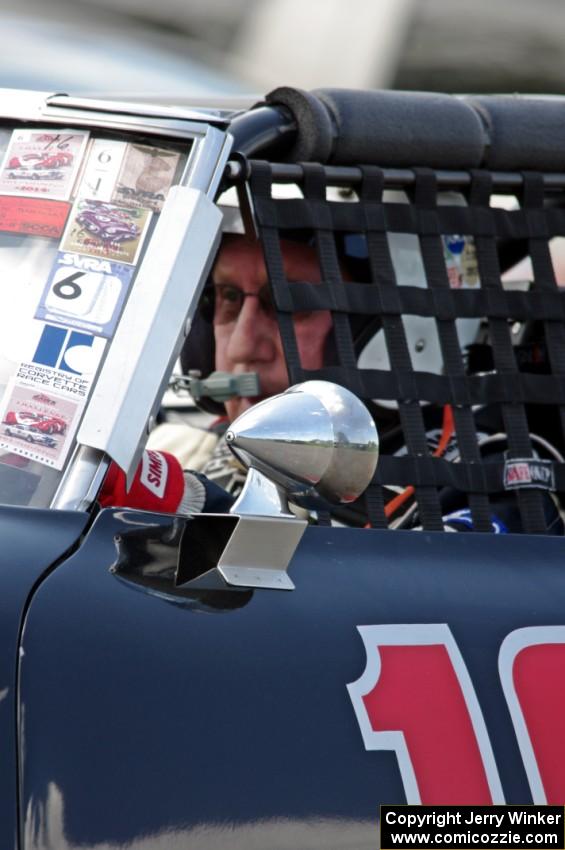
[18,508,565,849]
[0,507,87,850]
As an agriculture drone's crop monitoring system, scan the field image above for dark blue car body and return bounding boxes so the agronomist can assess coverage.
[1,506,560,849]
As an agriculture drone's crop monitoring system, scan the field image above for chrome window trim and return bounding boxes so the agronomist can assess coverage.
[0,89,230,141]
[44,94,231,128]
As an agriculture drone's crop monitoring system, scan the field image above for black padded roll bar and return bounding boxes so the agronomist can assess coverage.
[230,87,565,172]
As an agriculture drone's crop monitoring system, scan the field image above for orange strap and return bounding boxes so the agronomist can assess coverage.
[365,405,455,526]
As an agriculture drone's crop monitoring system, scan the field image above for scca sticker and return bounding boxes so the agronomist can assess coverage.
[0,196,70,238]
[35,251,135,338]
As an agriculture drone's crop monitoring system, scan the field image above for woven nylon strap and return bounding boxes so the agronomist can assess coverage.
[247,161,565,532]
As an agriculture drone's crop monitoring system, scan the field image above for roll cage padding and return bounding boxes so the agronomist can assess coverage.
[261,87,565,171]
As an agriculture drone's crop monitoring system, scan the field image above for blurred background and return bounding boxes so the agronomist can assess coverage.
[1,0,565,99]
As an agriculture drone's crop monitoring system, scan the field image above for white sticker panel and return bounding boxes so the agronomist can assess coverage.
[35,252,135,338]
[0,129,90,200]
[112,143,181,212]
[0,379,84,469]
[60,199,152,265]
[75,139,127,203]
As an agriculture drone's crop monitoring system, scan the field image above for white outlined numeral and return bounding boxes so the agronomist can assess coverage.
[499,627,565,804]
[347,624,504,804]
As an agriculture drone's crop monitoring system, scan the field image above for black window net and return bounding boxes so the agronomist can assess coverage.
[246,160,565,533]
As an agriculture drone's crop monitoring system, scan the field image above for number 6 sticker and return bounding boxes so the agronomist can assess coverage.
[47,269,102,314]
[36,251,134,338]
[75,139,127,203]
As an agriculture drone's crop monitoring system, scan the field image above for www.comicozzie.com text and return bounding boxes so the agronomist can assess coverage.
[380,806,564,849]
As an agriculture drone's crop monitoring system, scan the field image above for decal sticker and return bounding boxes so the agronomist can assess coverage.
[443,234,479,288]
[0,129,89,200]
[31,323,105,375]
[503,457,555,491]
[347,624,504,804]
[0,380,83,469]
[35,251,135,338]
[61,198,152,265]
[15,323,106,399]
[0,196,70,238]
[499,627,565,804]
[112,143,181,212]
[75,139,127,203]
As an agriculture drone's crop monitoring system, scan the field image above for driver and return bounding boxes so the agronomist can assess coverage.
[100,232,333,516]
[211,233,331,422]
[105,230,564,534]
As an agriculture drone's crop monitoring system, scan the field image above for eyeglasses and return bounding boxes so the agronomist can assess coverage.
[204,283,276,325]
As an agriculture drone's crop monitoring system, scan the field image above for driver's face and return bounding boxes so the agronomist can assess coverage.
[213,236,332,421]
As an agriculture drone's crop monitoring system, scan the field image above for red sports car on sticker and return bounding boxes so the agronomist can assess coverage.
[7,152,73,171]
[4,411,66,435]
[30,416,66,436]
[25,151,74,169]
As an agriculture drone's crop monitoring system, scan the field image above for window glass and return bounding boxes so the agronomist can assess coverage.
[0,123,190,507]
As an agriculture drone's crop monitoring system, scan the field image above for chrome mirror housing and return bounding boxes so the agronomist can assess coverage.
[226,381,379,516]
[178,382,378,593]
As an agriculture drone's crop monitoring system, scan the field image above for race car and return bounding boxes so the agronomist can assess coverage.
[4,411,66,435]
[4,410,37,427]
[8,151,74,170]
[3,422,58,448]
[0,87,564,850]
[6,169,64,180]
[26,150,73,169]
[76,202,140,243]
[32,417,65,435]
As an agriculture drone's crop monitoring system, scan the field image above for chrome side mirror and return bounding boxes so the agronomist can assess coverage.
[227,381,379,517]
[180,382,378,592]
